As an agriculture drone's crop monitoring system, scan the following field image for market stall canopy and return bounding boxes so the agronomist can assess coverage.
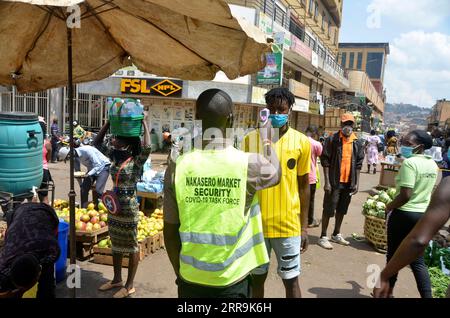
[0,0,269,93]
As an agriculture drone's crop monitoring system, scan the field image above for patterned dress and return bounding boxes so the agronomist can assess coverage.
[367,135,381,165]
[107,146,152,254]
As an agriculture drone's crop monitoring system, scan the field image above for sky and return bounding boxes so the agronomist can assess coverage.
[339,0,450,108]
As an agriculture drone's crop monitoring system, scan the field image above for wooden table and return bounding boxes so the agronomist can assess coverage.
[71,226,109,260]
[378,162,401,189]
[137,191,164,214]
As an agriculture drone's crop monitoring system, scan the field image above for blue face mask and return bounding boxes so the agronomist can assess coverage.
[269,114,289,128]
[400,146,415,158]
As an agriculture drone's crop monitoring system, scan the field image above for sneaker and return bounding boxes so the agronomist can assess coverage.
[318,237,333,250]
[331,234,350,246]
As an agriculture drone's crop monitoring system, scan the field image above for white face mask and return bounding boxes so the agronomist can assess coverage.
[342,125,353,136]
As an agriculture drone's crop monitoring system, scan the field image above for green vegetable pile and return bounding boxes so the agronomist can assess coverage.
[425,241,450,298]
[428,267,450,298]
[362,188,396,220]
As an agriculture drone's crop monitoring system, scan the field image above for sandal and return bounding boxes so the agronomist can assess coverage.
[98,281,123,291]
[113,287,136,298]
[307,219,321,228]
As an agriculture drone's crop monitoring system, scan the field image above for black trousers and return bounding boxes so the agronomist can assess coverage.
[177,276,251,298]
[308,184,317,225]
[50,140,59,162]
[36,263,56,298]
[387,209,432,298]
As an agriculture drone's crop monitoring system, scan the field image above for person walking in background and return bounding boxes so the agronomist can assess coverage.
[386,130,398,155]
[439,138,450,179]
[164,89,281,298]
[94,112,151,298]
[373,177,450,298]
[305,126,323,228]
[318,113,365,250]
[38,118,53,205]
[50,118,61,163]
[366,130,381,174]
[382,130,438,298]
[243,88,311,298]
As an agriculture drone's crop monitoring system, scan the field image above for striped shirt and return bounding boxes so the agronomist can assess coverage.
[243,128,311,238]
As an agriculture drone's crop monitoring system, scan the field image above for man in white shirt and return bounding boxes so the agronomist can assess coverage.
[74,143,111,208]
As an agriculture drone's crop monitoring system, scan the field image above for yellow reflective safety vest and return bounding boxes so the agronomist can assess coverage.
[175,147,269,287]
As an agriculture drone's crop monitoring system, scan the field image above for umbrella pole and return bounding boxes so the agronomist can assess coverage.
[67,26,76,299]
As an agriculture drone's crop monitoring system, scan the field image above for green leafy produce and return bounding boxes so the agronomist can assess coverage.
[428,267,450,298]
[387,188,397,199]
[376,201,386,211]
[378,192,392,204]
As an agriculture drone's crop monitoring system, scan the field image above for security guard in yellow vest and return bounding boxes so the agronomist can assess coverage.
[164,89,281,298]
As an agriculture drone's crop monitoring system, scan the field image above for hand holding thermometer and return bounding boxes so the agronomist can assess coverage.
[259,108,272,156]
[260,108,270,126]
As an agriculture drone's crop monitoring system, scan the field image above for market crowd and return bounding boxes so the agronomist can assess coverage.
[1,87,449,299]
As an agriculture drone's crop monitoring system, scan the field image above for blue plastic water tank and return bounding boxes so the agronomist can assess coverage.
[0,112,43,195]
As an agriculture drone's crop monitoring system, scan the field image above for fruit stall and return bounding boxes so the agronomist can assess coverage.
[54,199,110,260]
[93,209,165,267]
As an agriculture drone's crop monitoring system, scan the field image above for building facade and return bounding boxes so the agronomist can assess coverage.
[338,43,390,97]
[429,99,450,128]
[333,42,390,132]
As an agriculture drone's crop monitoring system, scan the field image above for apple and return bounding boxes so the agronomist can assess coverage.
[99,221,107,228]
[92,223,101,231]
[87,203,95,211]
[85,223,93,232]
[88,210,99,218]
[98,202,107,212]
[100,214,108,222]
[80,214,90,223]
[90,216,99,224]
[75,221,84,231]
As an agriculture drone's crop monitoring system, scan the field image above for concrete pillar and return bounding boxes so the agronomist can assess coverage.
[49,87,64,132]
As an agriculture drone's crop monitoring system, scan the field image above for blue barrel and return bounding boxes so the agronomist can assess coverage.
[56,221,69,283]
[0,112,43,195]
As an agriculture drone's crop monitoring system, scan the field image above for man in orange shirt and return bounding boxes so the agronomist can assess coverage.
[318,113,365,250]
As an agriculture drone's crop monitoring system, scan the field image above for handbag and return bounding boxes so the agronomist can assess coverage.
[101,157,132,215]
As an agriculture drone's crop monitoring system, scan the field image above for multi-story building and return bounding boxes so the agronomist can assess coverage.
[338,43,390,97]
[0,0,350,139]
[331,42,389,132]
[429,99,450,128]
[227,0,349,132]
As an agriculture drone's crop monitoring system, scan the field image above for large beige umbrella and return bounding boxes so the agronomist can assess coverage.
[0,0,269,297]
[0,0,268,92]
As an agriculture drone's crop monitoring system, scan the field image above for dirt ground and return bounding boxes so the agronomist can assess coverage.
[51,153,422,298]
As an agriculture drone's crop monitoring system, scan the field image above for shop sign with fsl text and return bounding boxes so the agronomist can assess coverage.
[120,78,183,97]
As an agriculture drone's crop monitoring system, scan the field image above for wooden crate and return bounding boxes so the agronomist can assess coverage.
[73,226,109,260]
[147,232,164,253]
[92,239,147,267]
[137,191,164,215]
[76,226,109,243]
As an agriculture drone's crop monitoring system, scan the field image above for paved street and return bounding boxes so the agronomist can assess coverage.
[53,154,420,298]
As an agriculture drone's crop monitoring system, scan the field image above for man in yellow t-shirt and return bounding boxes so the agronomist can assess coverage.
[243,87,311,298]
